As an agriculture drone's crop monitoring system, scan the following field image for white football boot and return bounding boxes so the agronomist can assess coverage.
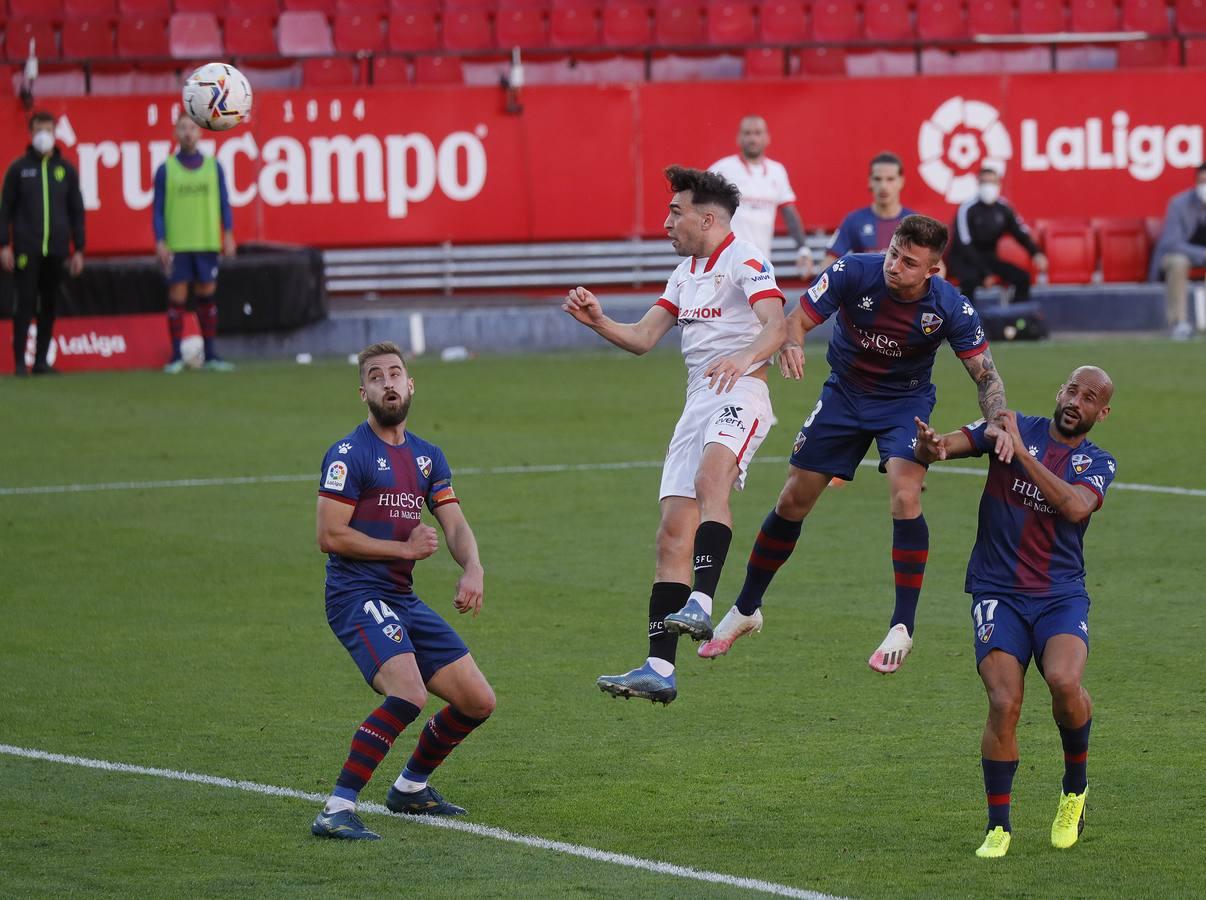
[868,623,913,673]
[698,606,764,659]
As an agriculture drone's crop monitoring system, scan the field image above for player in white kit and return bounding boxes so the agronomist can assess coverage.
[710,115,814,279]
[563,166,787,704]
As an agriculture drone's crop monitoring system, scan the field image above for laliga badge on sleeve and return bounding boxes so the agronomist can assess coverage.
[324,461,348,491]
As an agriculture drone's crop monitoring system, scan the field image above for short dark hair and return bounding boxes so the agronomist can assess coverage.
[869,151,903,175]
[893,214,949,255]
[28,110,54,131]
[358,341,406,382]
[978,165,1000,177]
[664,165,740,217]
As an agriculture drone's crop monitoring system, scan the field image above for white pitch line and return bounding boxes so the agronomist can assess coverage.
[0,743,841,900]
[1,457,1202,498]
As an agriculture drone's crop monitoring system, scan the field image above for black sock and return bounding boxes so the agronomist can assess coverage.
[648,582,689,665]
[691,521,732,600]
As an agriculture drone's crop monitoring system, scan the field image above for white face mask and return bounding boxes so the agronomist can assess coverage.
[978,182,1001,204]
[31,131,54,154]
[1196,183,1206,204]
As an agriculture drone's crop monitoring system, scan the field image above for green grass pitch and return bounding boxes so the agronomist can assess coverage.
[1,338,1203,899]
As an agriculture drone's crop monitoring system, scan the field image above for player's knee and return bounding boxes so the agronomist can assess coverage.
[1044,668,1082,702]
[461,684,496,720]
[986,686,1022,725]
[890,488,922,519]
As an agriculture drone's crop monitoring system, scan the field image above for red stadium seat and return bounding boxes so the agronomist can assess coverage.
[337,0,387,12]
[1018,0,1067,32]
[995,233,1038,279]
[707,1,755,44]
[917,0,969,39]
[224,14,278,55]
[550,0,599,7]
[369,53,409,82]
[1040,219,1097,283]
[413,53,464,82]
[11,0,65,18]
[1177,0,1206,32]
[302,55,359,83]
[602,0,652,45]
[1117,38,1178,66]
[443,9,494,50]
[759,1,807,42]
[1092,217,1150,282]
[968,0,1019,33]
[496,7,549,47]
[1187,37,1206,64]
[117,16,169,56]
[65,0,117,18]
[227,0,280,16]
[170,13,222,56]
[174,0,225,14]
[654,1,705,45]
[1069,0,1121,31]
[282,0,335,13]
[863,0,915,41]
[387,10,440,50]
[8,21,60,60]
[277,10,334,54]
[549,4,599,47]
[334,13,385,53]
[445,0,496,9]
[798,45,846,74]
[811,0,860,42]
[744,45,785,76]
[118,0,170,15]
[499,0,552,9]
[1122,0,1171,32]
[62,18,115,59]
[389,0,440,10]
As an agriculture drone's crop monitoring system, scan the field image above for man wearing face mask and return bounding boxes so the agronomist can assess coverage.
[1148,163,1206,341]
[948,167,1047,307]
[0,110,85,376]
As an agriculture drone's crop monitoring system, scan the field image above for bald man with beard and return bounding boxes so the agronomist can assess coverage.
[914,366,1117,859]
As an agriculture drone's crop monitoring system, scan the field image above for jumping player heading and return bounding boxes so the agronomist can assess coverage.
[563,165,787,704]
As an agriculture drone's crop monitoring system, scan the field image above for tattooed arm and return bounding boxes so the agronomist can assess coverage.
[961,347,1013,463]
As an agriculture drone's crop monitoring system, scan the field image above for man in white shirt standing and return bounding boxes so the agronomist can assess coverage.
[710,115,814,279]
[563,165,787,705]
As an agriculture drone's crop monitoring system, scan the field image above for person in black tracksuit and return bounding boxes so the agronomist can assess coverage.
[948,167,1047,306]
[0,110,86,376]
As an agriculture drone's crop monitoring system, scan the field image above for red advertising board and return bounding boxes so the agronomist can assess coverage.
[0,313,197,373]
[1,70,1201,253]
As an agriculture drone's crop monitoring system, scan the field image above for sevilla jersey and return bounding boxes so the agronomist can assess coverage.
[828,206,918,257]
[962,415,1117,597]
[318,421,460,600]
[709,154,798,256]
[800,253,987,396]
[656,232,786,387]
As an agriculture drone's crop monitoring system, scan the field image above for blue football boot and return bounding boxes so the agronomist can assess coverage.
[596,661,677,705]
[663,597,714,641]
[386,784,467,817]
[311,808,381,840]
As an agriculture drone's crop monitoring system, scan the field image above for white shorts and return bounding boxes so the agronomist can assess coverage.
[659,376,775,500]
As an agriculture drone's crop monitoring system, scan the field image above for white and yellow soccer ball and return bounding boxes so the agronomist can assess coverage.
[182,63,253,132]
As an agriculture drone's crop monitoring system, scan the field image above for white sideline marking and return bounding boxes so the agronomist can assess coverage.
[1,457,1202,498]
[0,743,841,900]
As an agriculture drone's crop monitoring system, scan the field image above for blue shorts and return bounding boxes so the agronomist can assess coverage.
[169,251,219,286]
[971,590,1090,671]
[327,591,470,685]
[788,375,936,481]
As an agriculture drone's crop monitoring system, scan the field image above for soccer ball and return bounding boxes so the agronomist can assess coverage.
[180,335,206,369]
[182,63,252,132]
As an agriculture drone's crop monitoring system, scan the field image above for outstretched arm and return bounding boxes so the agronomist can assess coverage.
[562,286,676,356]
[913,416,978,464]
[434,501,484,617]
[961,347,1013,463]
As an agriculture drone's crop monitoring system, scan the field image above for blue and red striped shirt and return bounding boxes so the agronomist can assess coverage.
[319,421,459,600]
[801,253,988,396]
[962,415,1117,597]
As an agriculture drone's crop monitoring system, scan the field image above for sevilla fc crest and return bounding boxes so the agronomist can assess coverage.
[1071,453,1092,475]
[920,312,943,335]
[416,455,433,478]
[977,623,994,643]
[383,624,404,643]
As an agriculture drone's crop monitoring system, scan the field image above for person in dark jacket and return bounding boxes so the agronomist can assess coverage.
[0,110,85,375]
[1148,163,1206,341]
[949,167,1047,305]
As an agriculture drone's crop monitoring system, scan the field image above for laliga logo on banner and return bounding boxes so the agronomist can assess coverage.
[917,97,1012,203]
